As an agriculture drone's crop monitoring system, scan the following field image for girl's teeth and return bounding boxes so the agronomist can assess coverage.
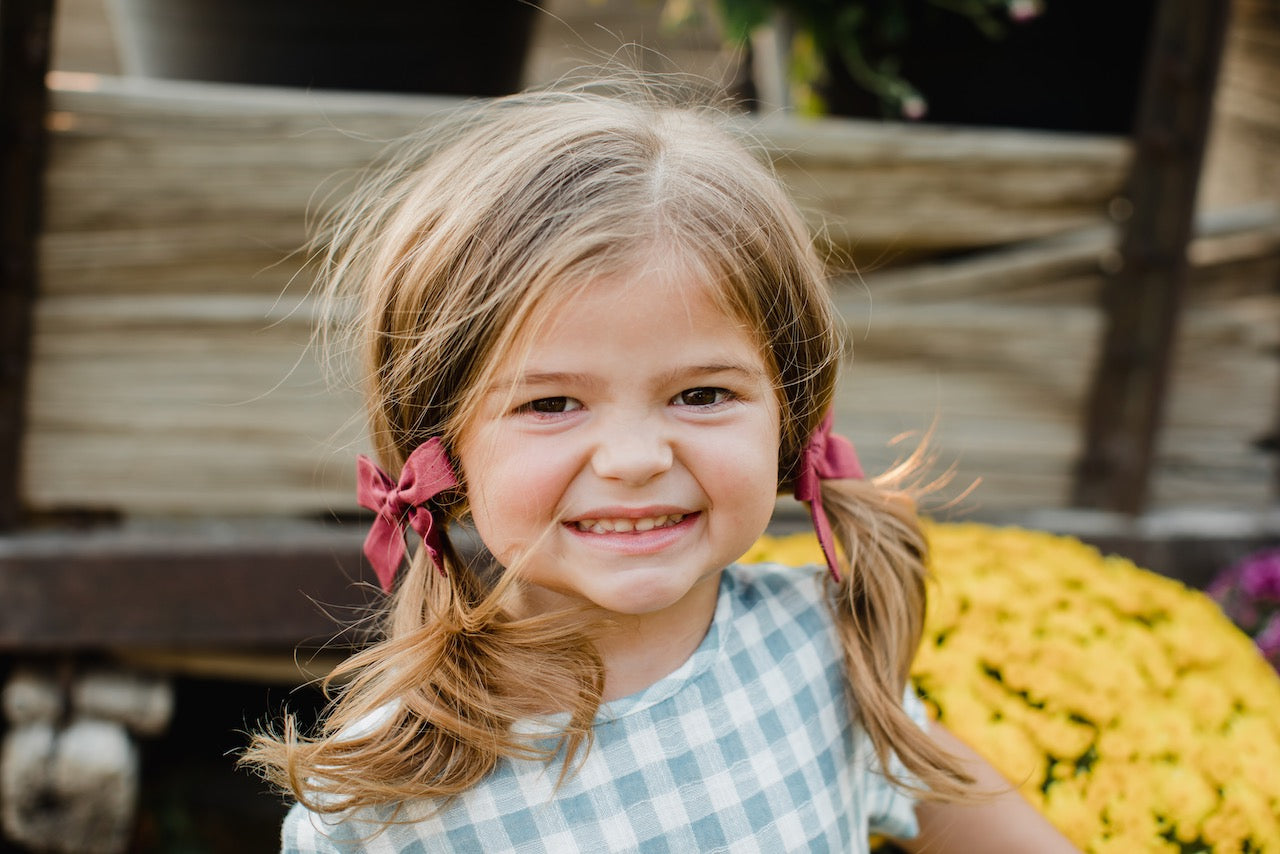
[575,514,685,533]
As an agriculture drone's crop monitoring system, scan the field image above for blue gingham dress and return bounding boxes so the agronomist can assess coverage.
[282,562,926,852]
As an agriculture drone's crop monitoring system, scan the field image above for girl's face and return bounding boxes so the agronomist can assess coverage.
[456,260,781,627]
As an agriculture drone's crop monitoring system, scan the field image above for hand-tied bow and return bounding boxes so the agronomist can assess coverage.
[792,411,864,582]
[356,438,458,593]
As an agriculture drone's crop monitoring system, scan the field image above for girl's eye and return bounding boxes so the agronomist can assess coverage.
[674,387,732,407]
[519,397,581,415]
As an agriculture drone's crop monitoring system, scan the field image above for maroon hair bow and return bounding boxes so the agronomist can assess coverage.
[356,438,458,592]
[793,411,864,582]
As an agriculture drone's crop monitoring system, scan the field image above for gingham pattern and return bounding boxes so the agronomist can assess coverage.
[283,563,925,852]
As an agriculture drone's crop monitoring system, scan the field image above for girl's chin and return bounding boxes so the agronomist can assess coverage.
[519,569,721,620]
[583,570,722,619]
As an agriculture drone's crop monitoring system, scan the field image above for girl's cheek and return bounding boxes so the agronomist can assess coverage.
[493,445,576,513]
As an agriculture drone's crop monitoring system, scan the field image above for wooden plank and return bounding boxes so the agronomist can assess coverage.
[752,113,1129,252]
[1072,0,1234,513]
[836,298,1277,512]
[0,0,54,530]
[853,201,1280,304]
[38,75,1129,262]
[4,508,1278,652]
[23,291,369,514]
[0,522,373,649]
[1200,0,1280,211]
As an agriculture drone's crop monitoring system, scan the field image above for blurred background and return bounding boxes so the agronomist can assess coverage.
[1,0,1277,849]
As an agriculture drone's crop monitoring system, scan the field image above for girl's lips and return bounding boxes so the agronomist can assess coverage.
[563,511,700,555]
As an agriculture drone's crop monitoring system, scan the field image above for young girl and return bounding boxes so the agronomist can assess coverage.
[246,82,1078,852]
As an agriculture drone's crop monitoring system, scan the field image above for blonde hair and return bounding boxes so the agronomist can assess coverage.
[244,81,972,812]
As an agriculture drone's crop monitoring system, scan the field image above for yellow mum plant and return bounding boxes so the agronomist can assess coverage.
[741,522,1280,852]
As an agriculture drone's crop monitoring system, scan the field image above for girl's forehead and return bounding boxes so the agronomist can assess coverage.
[491,262,764,376]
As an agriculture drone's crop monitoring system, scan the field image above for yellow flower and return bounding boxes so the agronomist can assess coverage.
[745,522,1280,852]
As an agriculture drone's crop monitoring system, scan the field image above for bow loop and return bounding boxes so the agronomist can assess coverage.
[794,412,864,582]
[356,439,458,592]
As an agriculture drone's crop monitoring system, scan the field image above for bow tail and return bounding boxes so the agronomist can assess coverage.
[363,516,408,593]
[807,494,844,583]
[418,510,449,578]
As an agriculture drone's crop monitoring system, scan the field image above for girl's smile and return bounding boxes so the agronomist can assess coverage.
[565,508,699,555]
[456,256,781,651]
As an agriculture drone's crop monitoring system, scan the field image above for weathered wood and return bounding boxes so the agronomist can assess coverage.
[754,113,1129,254]
[21,75,1131,517]
[38,75,1129,269]
[1199,0,1280,498]
[1,0,54,530]
[1200,0,1280,212]
[3,508,1277,653]
[832,203,1279,514]
[25,216,1276,519]
[1072,0,1234,513]
[850,201,1280,304]
[0,522,374,649]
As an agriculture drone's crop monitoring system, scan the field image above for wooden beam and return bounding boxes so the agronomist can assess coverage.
[844,201,1280,305]
[0,0,54,530]
[1072,0,1234,513]
[0,523,377,649]
[1,511,1275,653]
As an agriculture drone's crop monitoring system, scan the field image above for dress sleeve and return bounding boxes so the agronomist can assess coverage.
[865,688,931,840]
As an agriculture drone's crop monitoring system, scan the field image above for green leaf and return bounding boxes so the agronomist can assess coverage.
[716,0,779,42]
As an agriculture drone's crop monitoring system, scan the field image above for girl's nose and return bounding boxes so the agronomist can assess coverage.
[589,418,674,485]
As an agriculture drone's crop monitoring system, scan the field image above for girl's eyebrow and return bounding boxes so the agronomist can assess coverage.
[659,363,768,386]
[485,371,598,393]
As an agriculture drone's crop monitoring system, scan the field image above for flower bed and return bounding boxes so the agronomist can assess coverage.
[742,523,1280,852]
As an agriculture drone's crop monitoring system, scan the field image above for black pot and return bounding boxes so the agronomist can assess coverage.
[108,0,542,96]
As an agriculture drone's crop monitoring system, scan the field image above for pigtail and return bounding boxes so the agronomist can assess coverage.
[245,543,607,814]
[819,474,976,801]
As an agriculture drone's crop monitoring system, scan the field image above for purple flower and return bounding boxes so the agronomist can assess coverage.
[1208,564,1259,628]
[1255,612,1280,662]
[1206,564,1242,602]
[1209,548,1280,671]
[1239,549,1280,601]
